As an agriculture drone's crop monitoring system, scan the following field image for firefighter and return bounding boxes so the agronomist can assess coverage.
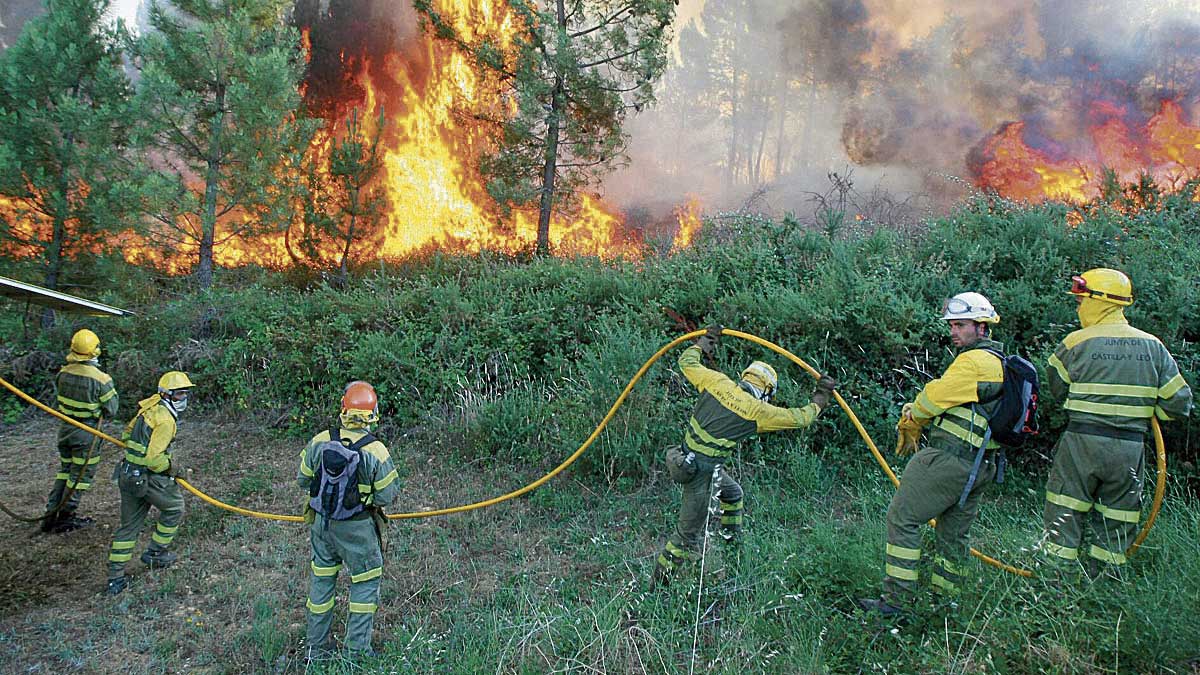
[105,371,194,596]
[859,292,1005,618]
[651,325,836,588]
[1041,269,1192,577]
[42,329,119,533]
[298,381,400,660]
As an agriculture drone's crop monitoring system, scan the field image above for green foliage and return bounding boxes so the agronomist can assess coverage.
[416,0,676,253]
[134,0,317,288]
[0,0,150,293]
[3,188,1197,482]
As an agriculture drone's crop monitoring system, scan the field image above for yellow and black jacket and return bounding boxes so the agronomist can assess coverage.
[1047,306,1192,433]
[677,346,820,459]
[910,339,1005,455]
[122,396,178,474]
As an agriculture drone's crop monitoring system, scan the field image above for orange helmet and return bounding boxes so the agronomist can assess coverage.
[341,381,379,426]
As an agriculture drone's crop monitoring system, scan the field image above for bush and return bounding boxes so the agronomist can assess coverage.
[2,186,1196,483]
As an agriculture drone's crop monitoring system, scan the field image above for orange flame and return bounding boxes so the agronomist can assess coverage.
[671,194,703,251]
[975,100,1200,203]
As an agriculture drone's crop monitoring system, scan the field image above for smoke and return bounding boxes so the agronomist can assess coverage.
[293,0,423,119]
[0,0,54,50]
[606,0,1200,221]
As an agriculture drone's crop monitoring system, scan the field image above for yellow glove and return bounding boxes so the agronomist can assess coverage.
[303,504,316,525]
[895,404,923,456]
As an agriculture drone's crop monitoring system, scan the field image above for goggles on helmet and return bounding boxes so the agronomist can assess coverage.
[942,297,976,317]
[1069,274,1132,304]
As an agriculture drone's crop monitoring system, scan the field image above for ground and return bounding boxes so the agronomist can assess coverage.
[2,414,1198,674]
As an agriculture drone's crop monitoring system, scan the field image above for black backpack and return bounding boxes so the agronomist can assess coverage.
[979,348,1040,447]
[957,348,1040,507]
[308,426,377,525]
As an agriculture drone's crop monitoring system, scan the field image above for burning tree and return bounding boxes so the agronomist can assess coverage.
[135,0,316,289]
[0,0,147,323]
[289,107,386,279]
[416,0,675,255]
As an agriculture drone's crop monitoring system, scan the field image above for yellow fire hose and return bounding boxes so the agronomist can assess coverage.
[0,329,1168,575]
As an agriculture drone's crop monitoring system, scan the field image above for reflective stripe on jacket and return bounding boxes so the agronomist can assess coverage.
[910,339,1004,454]
[55,362,118,421]
[123,396,176,473]
[298,426,400,508]
[677,346,819,458]
[1047,318,1192,432]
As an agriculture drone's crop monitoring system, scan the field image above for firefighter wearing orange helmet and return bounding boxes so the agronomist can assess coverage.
[42,329,119,533]
[1042,269,1191,577]
[298,381,400,661]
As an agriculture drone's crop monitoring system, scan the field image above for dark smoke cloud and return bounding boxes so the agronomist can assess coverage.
[293,0,422,119]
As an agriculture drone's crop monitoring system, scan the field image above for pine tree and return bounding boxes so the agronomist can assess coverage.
[0,0,141,321]
[417,0,675,255]
[136,0,316,288]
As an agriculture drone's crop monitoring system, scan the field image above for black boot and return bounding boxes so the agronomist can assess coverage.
[40,511,62,533]
[106,576,128,596]
[52,514,95,533]
[141,549,178,568]
[858,597,907,620]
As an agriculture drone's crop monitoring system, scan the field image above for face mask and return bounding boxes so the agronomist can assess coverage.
[166,393,189,415]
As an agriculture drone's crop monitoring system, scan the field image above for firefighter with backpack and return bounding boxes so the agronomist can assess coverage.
[859,292,1033,618]
[1041,269,1192,577]
[297,381,400,661]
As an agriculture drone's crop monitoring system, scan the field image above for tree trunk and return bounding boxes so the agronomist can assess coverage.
[41,199,67,329]
[536,0,567,256]
[196,86,226,290]
[41,146,73,328]
[340,187,358,280]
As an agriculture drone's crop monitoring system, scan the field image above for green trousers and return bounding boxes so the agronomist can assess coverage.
[45,424,102,514]
[107,464,185,579]
[656,453,744,578]
[882,445,995,606]
[307,513,385,653]
[1043,430,1143,568]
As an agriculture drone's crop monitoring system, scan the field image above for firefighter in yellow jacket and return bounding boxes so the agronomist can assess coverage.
[298,381,400,660]
[652,326,836,588]
[106,371,194,595]
[42,329,119,533]
[1042,269,1192,576]
[860,292,1005,618]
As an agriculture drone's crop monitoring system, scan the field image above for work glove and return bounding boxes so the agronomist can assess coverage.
[371,507,390,555]
[696,324,723,358]
[811,374,838,409]
[166,458,186,478]
[895,404,923,456]
[304,504,316,525]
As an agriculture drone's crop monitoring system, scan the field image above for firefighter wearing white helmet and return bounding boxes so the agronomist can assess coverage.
[106,371,195,595]
[860,292,1007,618]
[651,325,837,589]
[298,381,400,661]
[1041,269,1191,577]
[41,329,120,533]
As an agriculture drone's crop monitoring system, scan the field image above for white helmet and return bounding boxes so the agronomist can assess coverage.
[940,292,1000,324]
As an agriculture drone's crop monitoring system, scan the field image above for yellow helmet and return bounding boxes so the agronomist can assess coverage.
[1069,268,1133,306]
[740,361,778,399]
[157,371,195,393]
[69,329,101,359]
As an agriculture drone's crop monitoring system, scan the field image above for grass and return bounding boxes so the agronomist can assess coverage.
[1,412,1199,674]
